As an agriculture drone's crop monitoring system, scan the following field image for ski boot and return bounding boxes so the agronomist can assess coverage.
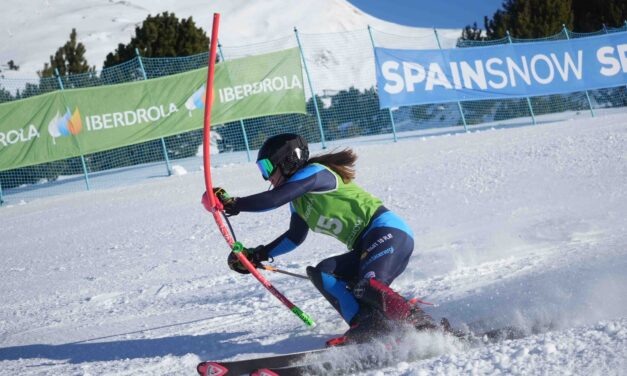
[326,306,390,347]
[406,304,439,331]
[353,278,444,334]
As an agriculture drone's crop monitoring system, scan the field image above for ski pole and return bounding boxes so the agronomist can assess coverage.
[231,243,316,327]
[261,265,310,280]
[201,13,315,328]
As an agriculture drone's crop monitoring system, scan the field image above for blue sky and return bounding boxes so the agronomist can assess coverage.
[346,0,504,29]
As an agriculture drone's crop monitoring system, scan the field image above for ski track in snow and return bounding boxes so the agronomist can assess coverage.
[1,113,627,375]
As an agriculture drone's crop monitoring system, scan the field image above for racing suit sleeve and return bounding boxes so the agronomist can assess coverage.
[263,208,309,258]
[233,164,336,212]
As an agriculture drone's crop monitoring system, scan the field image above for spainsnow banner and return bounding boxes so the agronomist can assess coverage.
[375,31,627,108]
[0,48,305,171]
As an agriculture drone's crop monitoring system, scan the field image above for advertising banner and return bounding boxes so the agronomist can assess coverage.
[375,31,627,108]
[0,48,305,171]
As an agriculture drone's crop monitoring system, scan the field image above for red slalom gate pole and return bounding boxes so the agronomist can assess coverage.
[201,13,314,328]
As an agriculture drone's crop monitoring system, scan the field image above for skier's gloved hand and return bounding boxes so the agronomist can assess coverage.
[227,245,269,274]
[201,187,239,215]
[213,187,239,216]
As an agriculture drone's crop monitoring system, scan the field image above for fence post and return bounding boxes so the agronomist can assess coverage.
[367,26,398,142]
[55,68,91,191]
[135,48,173,175]
[0,181,4,206]
[506,31,537,125]
[294,27,327,149]
[562,26,595,117]
[433,28,468,132]
[217,44,252,162]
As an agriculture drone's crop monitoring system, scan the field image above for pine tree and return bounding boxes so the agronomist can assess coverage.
[461,22,486,41]
[0,86,13,103]
[462,0,625,42]
[103,12,209,68]
[485,0,573,39]
[39,29,95,77]
[572,0,627,32]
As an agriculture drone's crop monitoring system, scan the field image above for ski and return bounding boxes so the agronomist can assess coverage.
[248,351,396,376]
[196,347,332,376]
[197,325,527,375]
[247,327,528,375]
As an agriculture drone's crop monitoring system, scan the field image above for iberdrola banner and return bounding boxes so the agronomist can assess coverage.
[0,48,305,171]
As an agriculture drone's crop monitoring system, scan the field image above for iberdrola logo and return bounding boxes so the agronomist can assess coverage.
[48,107,82,143]
[184,84,215,115]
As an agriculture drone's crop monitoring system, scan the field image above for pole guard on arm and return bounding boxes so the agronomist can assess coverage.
[201,13,314,328]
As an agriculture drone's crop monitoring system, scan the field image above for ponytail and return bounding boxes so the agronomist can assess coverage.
[308,148,357,183]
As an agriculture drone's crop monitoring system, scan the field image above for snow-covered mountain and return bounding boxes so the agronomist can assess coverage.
[0,0,460,78]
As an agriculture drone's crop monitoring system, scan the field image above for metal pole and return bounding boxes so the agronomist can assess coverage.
[135,48,172,175]
[261,264,309,280]
[507,31,537,125]
[563,26,595,117]
[55,68,91,191]
[217,44,252,162]
[0,181,4,206]
[434,28,468,132]
[367,25,398,142]
[294,27,327,149]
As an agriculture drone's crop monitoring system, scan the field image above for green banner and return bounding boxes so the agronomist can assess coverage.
[0,48,305,171]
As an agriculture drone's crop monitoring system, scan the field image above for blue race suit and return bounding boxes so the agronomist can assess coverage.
[233,164,414,324]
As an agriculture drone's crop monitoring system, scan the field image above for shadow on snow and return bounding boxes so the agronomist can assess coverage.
[0,330,328,364]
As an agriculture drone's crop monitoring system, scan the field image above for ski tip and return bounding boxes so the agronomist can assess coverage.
[197,361,229,376]
[250,368,280,376]
[325,335,348,347]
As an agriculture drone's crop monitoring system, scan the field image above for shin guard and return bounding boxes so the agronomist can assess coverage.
[352,278,412,321]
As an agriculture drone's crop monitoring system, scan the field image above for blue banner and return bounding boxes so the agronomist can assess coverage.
[375,32,627,108]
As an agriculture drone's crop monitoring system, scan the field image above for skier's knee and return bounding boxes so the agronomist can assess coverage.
[306,265,317,279]
[313,257,337,275]
[307,265,324,293]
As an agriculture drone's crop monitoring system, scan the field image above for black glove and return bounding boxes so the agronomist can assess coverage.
[213,187,239,216]
[227,245,269,274]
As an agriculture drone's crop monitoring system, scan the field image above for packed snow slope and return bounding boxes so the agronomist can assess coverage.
[1,113,627,375]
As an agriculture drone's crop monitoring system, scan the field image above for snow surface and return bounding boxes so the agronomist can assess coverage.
[1,112,627,375]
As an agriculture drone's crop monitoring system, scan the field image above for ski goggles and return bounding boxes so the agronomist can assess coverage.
[256,158,275,180]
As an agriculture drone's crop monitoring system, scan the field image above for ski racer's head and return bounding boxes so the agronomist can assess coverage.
[256,133,309,187]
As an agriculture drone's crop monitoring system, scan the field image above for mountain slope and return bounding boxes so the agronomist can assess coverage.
[1,0,459,77]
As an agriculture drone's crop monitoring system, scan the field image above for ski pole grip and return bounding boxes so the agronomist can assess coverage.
[291,306,316,327]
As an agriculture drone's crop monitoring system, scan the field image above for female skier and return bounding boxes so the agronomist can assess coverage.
[202,133,436,344]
